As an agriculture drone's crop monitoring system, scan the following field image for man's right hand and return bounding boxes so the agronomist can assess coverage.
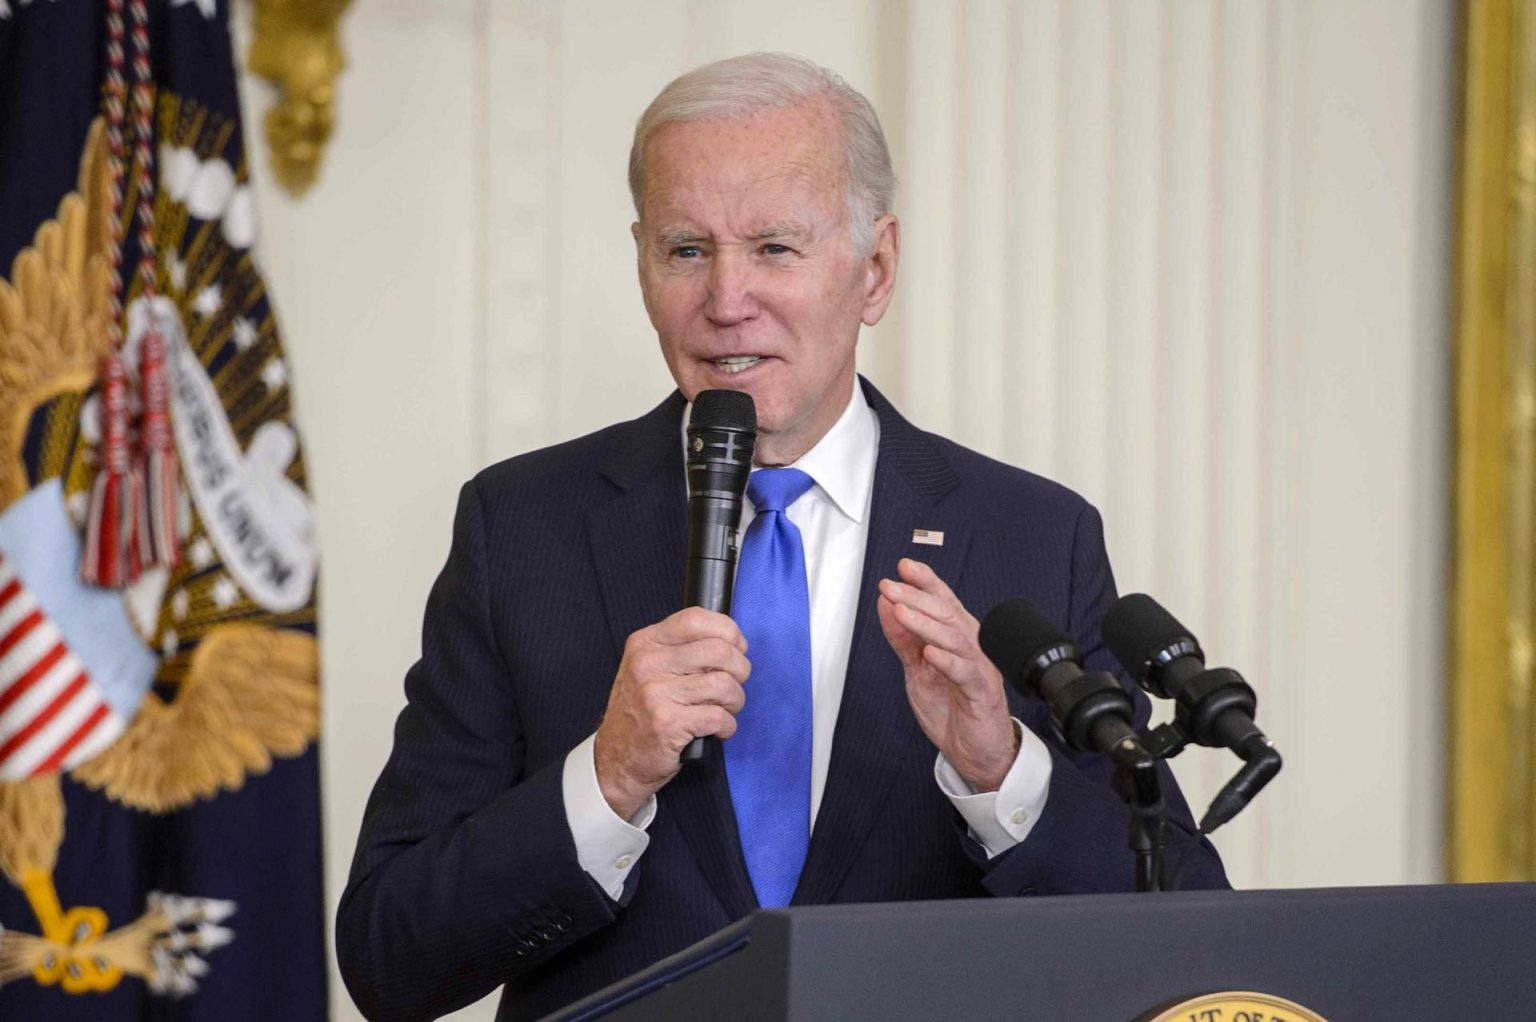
[593,607,750,820]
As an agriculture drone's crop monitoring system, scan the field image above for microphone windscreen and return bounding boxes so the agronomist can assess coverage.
[690,389,756,432]
[1102,593,1194,677]
[979,598,1074,681]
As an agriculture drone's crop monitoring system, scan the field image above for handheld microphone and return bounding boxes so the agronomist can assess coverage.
[1102,593,1281,833]
[978,599,1150,764]
[679,390,756,764]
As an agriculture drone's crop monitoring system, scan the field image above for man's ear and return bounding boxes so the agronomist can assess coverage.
[861,214,900,327]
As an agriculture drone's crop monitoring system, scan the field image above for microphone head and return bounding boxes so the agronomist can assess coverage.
[686,390,757,486]
[1102,593,1204,698]
[689,389,756,432]
[979,598,1079,698]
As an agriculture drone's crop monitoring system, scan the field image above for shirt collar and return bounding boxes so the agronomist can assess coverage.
[680,377,880,524]
[779,378,878,524]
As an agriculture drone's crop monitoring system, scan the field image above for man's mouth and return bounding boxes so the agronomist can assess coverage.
[709,355,765,375]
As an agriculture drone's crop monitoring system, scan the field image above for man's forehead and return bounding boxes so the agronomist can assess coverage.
[649,97,842,151]
[642,103,845,188]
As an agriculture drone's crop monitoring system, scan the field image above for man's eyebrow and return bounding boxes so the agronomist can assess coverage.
[747,221,812,241]
[655,228,708,248]
[651,223,813,247]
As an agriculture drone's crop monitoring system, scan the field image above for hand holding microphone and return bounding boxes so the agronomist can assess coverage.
[678,390,757,764]
[592,391,757,818]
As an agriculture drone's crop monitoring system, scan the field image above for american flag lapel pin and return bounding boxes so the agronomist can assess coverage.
[911,529,944,546]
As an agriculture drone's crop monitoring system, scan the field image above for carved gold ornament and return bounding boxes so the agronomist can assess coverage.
[246,0,354,197]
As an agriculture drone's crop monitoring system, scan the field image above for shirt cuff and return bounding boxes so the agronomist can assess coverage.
[934,718,1053,858]
[561,732,655,900]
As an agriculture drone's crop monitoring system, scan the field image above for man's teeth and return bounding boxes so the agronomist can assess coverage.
[712,356,763,374]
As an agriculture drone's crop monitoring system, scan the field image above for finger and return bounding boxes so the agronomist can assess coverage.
[897,557,960,603]
[891,601,969,656]
[878,576,962,626]
[921,643,987,688]
[666,637,752,682]
[680,705,739,743]
[653,606,747,650]
[877,594,925,662]
[673,671,746,713]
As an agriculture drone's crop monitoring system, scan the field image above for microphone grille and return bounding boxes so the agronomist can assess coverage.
[690,389,756,431]
[1102,593,1200,679]
[979,598,1076,684]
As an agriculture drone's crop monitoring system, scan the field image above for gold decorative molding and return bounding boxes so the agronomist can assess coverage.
[246,0,354,197]
[1450,0,1536,882]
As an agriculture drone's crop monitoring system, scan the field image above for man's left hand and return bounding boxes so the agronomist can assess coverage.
[877,558,1019,792]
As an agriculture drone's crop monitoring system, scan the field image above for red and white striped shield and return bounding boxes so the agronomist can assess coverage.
[0,553,127,779]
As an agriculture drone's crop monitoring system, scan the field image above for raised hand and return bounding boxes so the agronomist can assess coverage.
[877,558,1018,791]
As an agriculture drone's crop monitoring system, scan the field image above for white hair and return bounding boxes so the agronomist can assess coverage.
[628,52,895,255]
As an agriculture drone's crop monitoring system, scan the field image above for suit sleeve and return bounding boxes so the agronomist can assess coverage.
[974,502,1231,896]
[335,479,619,1022]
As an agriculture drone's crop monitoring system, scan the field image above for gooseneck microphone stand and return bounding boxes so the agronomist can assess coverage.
[1106,739,1166,893]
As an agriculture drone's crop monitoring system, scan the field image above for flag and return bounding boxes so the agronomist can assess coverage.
[0,1,326,1017]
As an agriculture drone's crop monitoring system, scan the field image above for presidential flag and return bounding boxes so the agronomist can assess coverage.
[0,1,325,1017]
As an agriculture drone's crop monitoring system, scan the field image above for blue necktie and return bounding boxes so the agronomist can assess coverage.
[726,467,815,908]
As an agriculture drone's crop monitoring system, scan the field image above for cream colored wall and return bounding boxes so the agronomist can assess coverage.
[237,2,1454,1019]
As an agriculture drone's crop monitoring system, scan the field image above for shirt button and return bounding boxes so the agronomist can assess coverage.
[1009,808,1027,826]
[614,854,633,869]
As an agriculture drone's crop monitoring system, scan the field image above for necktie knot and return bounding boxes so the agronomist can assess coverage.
[747,468,815,514]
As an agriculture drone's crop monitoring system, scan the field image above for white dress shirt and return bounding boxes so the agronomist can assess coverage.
[561,380,1053,899]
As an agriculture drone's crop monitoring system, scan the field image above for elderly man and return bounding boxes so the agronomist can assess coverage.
[338,53,1226,1022]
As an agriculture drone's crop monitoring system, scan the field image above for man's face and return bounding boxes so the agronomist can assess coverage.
[633,99,898,465]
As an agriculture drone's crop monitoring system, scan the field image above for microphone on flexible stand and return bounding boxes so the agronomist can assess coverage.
[1102,594,1281,835]
[979,599,1153,764]
[679,390,756,765]
[979,598,1166,892]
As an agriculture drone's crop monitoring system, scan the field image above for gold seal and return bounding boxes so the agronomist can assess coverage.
[1145,991,1328,1022]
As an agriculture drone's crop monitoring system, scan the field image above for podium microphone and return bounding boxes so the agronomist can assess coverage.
[1102,594,1281,833]
[980,598,1166,892]
[979,599,1152,766]
[679,389,756,764]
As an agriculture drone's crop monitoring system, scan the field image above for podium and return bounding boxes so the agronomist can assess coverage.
[548,883,1536,1021]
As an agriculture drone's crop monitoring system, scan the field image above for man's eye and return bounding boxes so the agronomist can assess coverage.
[671,246,703,259]
[761,243,791,256]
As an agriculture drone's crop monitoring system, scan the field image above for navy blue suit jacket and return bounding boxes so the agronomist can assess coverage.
[337,379,1227,1021]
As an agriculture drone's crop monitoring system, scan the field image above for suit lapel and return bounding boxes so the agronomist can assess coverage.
[585,392,758,919]
[793,379,971,905]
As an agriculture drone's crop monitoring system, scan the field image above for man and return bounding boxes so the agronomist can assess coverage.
[337,53,1226,1022]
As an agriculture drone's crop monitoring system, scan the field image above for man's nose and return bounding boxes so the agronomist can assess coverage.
[704,252,758,326]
